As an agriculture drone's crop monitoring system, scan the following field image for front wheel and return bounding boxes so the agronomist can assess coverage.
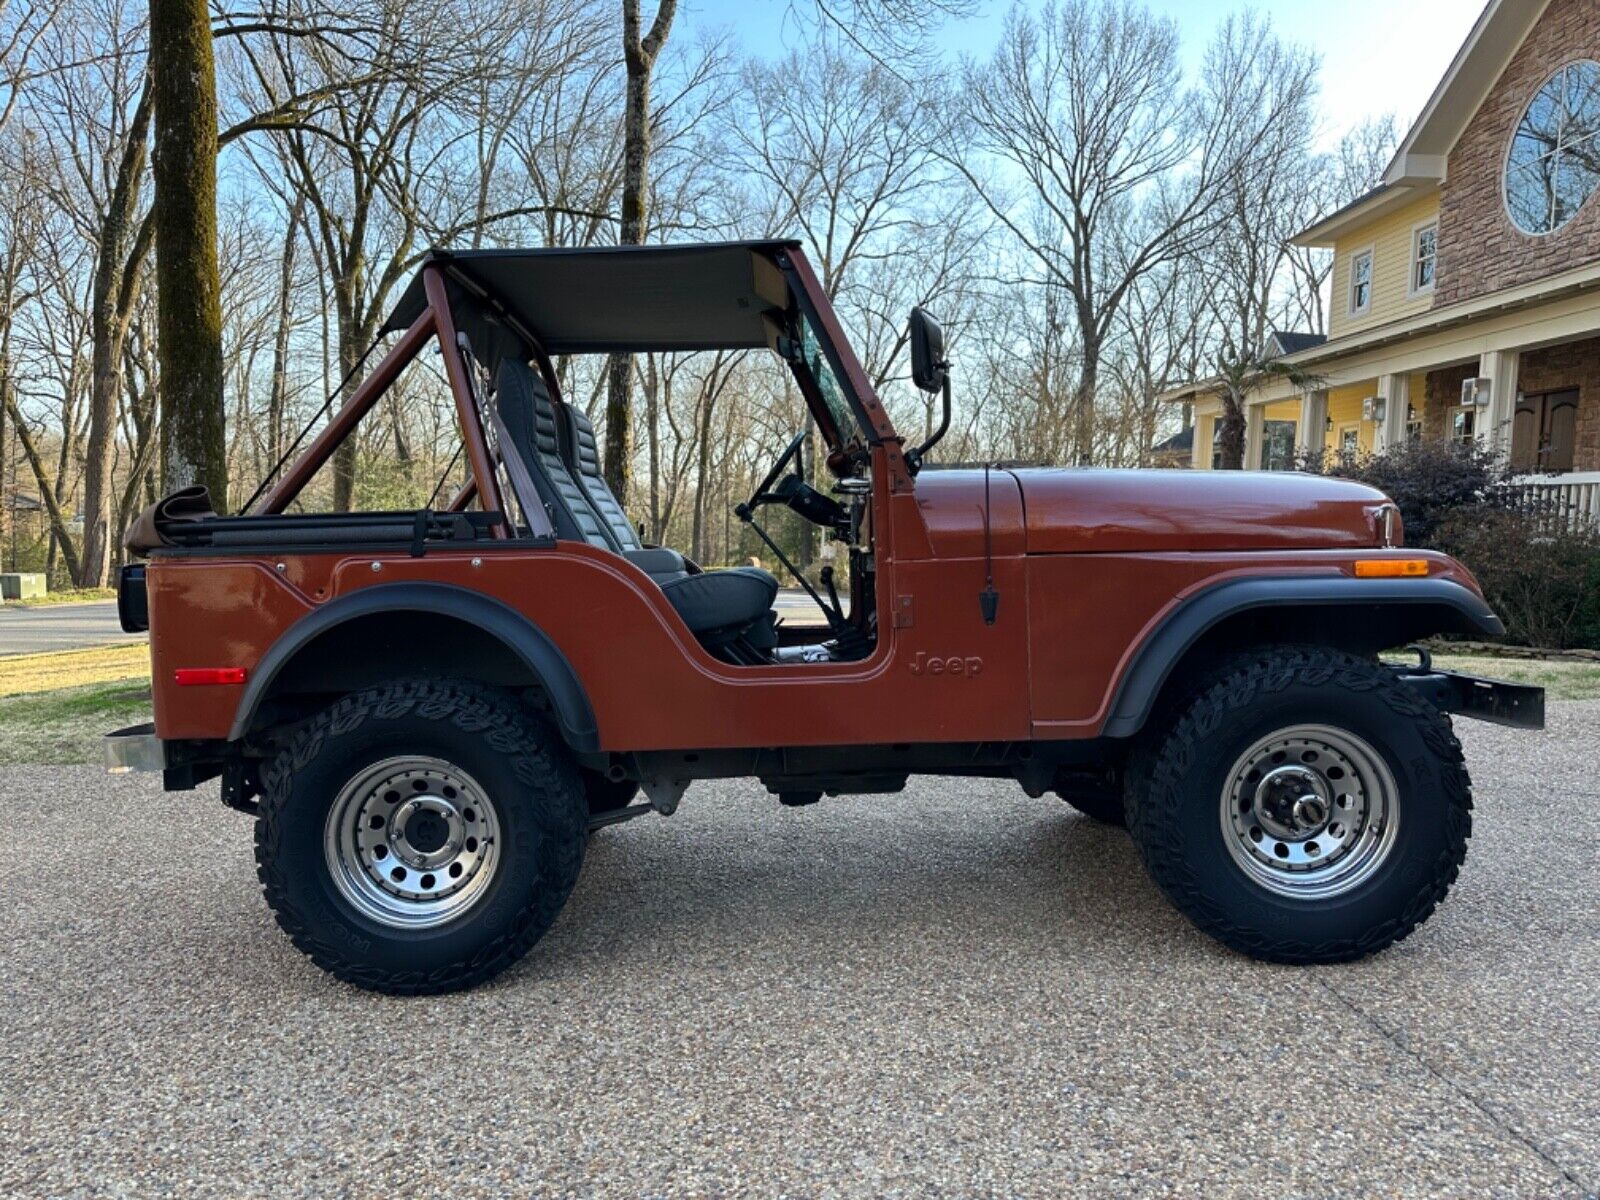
[1128,646,1472,963]
[255,680,588,994]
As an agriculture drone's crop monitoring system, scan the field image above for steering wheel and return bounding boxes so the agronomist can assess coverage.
[745,429,808,512]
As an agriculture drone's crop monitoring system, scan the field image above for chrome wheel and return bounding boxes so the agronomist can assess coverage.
[323,756,502,929]
[1220,724,1399,900]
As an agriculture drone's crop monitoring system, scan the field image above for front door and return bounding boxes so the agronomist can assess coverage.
[1512,390,1578,473]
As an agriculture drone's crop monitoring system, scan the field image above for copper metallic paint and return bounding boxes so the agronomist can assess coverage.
[146,241,1493,758]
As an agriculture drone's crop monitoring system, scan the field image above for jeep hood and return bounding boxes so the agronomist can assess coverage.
[1007,468,1391,554]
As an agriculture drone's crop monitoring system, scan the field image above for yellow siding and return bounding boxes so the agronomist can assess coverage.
[1262,399,1300,421]
[1326,385,1376,453]
[1328,192,1441,339]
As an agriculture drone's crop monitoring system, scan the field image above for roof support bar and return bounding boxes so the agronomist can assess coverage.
[253,264,511,539]
[426,265,510,538]
[255,307,439,515]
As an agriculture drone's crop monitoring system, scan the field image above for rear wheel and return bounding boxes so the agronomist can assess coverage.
[1129,646,1471,963]
[255,680,587,994]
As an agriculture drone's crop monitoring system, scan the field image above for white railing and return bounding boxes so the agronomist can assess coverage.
[1500,471,1600,530]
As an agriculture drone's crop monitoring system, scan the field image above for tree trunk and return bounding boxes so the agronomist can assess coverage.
[1072,341,1101,467]
[0,349,11,570]
[644,355,661,540]
[331,303,364,511]
[80,93,154,587]
[691,386,715,564]
[267,194,303,472]
[602,0,676,505]
[2,390,83,582]
[151,0,226,508]
[1218,390,1246,470]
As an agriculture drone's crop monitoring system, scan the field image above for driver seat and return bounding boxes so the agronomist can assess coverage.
[494,359,779,655]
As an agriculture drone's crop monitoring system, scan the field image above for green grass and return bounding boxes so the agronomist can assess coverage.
[3,586,117,608]
[0,680,153,766]
[0,651,1592,769]
[0,643,149,697]
[1427,654,1600,701]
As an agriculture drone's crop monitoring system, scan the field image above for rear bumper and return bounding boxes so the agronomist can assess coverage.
[104,723,167,773]
[1393,666,1545,729]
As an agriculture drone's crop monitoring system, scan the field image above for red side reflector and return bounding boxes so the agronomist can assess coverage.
[174,667,248,686]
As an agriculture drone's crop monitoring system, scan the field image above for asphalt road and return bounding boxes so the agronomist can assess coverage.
[2,707,1597,1197]
[0,602,137,655]
[0,593,824,657]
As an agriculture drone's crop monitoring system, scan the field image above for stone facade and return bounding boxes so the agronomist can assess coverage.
[1421,364,1479,441]
[1434,0,1600,307]
[1518,335,1600,472]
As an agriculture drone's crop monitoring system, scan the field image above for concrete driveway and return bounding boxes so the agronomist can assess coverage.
[0,602,138,655]
[1,705,1596,1197]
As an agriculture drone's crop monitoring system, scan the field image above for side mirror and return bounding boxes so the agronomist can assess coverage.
[909,306,947,393]
[906,307,952,473]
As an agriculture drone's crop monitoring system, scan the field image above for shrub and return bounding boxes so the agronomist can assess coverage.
[1434,508,1600,649]
[1302,437,1600,649]
[1298,438,1505,545]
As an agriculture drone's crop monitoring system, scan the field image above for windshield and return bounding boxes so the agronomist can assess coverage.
[798,313,862,445]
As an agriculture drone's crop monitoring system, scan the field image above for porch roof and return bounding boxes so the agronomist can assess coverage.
[1160,259,1600,405]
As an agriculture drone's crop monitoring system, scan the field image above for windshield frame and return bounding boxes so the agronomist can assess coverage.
[776,249,896,452]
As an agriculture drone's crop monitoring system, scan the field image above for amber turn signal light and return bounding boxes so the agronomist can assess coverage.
[1353,559,1429,578]
[174,667,248,686]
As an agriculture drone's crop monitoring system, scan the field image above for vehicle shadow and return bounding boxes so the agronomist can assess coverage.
[518,799,1203,986]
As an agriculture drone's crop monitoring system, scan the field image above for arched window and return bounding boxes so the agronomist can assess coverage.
[1505,61,1600,235]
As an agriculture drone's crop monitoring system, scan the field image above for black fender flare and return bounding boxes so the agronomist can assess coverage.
[1101,575,1504,739]
[228,582,599,751]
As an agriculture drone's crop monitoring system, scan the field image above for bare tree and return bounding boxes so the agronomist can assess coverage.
[0,0,53,135]
[601,0,675,506]
[151,0,226,502]
[959,0,1308,465]
[1281,114,1400,335]
[1199,14,1320,468]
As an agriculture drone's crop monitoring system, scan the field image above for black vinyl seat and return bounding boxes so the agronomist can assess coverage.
[555,401,684,577]
[495,359,777,645]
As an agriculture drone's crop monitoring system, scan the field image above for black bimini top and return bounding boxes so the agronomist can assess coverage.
[381,240,800,365]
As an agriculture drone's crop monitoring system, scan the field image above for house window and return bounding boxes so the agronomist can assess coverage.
[1411,223,1437,294]
[1505,61,1600,235]
[1211,421,1223,470]
[1348,250,1373,315]
[1337,424,1361,456]
[1261,420,1297,471]
[1406,404,1423,442]
[1452,409,1476,444]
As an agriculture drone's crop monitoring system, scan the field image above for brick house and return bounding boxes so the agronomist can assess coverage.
[1165,0,1600,521]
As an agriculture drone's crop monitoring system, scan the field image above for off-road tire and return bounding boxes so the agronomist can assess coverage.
[1129,645,1472,964]
[255,680,587,995]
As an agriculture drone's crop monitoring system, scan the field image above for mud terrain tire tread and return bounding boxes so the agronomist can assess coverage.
[255,679,586,995]
[1129,645,1472,964]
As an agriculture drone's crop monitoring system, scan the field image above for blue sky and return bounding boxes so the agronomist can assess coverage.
[678,0,1485,149]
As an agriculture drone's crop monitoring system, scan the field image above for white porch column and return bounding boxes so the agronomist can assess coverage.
[1374,374,1410,451]
[1296,390,1329,455]
[1476,349,1521,458]
[1244,402,1266,469]
[1191,413,1210,470]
